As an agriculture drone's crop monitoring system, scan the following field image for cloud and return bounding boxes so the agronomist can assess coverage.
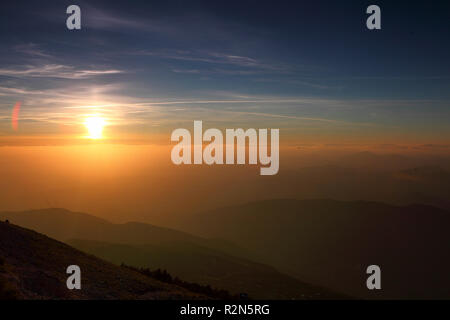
[14,43,53,58]
[1,78,447,138]
[81,5,177,36]
[171,69,202,74]
[0,64,124,79]
[252,78,344,90]
[133,49,288,72]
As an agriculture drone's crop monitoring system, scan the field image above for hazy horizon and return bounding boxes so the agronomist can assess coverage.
[1,143,449,225]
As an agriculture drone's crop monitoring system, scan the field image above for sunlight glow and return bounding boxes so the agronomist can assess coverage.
[84,116,106,139]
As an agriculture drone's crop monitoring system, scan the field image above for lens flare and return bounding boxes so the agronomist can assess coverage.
[12,101,21,131]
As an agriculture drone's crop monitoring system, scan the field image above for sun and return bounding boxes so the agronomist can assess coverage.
[84,116,106,139]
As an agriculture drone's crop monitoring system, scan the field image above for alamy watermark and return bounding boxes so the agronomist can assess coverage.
[66,265,81,290]
[66,5,81,30]
[65,4,380,31]
[171,121,279,175]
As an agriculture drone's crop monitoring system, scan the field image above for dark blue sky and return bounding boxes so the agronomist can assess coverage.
[0,0,449,141]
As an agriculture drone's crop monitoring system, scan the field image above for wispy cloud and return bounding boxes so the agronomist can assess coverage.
[14,43,53,58]
[81,5,177,35]
[252,78,344,90]
[133,49,288,73]
[1,77,447,138]
[0,64,124,79]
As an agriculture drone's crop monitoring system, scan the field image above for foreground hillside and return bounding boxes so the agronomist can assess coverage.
[0,221,203,299]
[0,209,344,299]
[175,199,450,299]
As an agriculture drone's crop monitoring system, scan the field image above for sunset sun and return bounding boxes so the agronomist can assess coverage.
[84,116,106,139]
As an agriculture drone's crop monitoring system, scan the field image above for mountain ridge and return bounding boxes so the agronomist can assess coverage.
[173,198,450,299]
[0,221,204,299]
[0,208,344,299]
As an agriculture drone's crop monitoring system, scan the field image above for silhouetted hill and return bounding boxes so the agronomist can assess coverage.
[0,209,344,299]
[67,239,343,299]
[0,208,204,245]
[176,199,450,299]
[0,221,204,299]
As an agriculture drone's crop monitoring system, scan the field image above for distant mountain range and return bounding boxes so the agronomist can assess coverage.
[237,164,450,212]
[174,199,450,299]
[0,208,343,299]
[3,198,449,299]
[335,151,415,171]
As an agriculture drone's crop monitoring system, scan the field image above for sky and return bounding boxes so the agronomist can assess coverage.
[0,0,449,220]
[0,0,449,147]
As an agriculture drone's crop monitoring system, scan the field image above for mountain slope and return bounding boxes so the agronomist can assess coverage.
[175,199,450,299]
[0,208,252,259]
[67,239,344,299]
[0,221,203,299]
[0,208,202,245]
[0,208,344,299]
